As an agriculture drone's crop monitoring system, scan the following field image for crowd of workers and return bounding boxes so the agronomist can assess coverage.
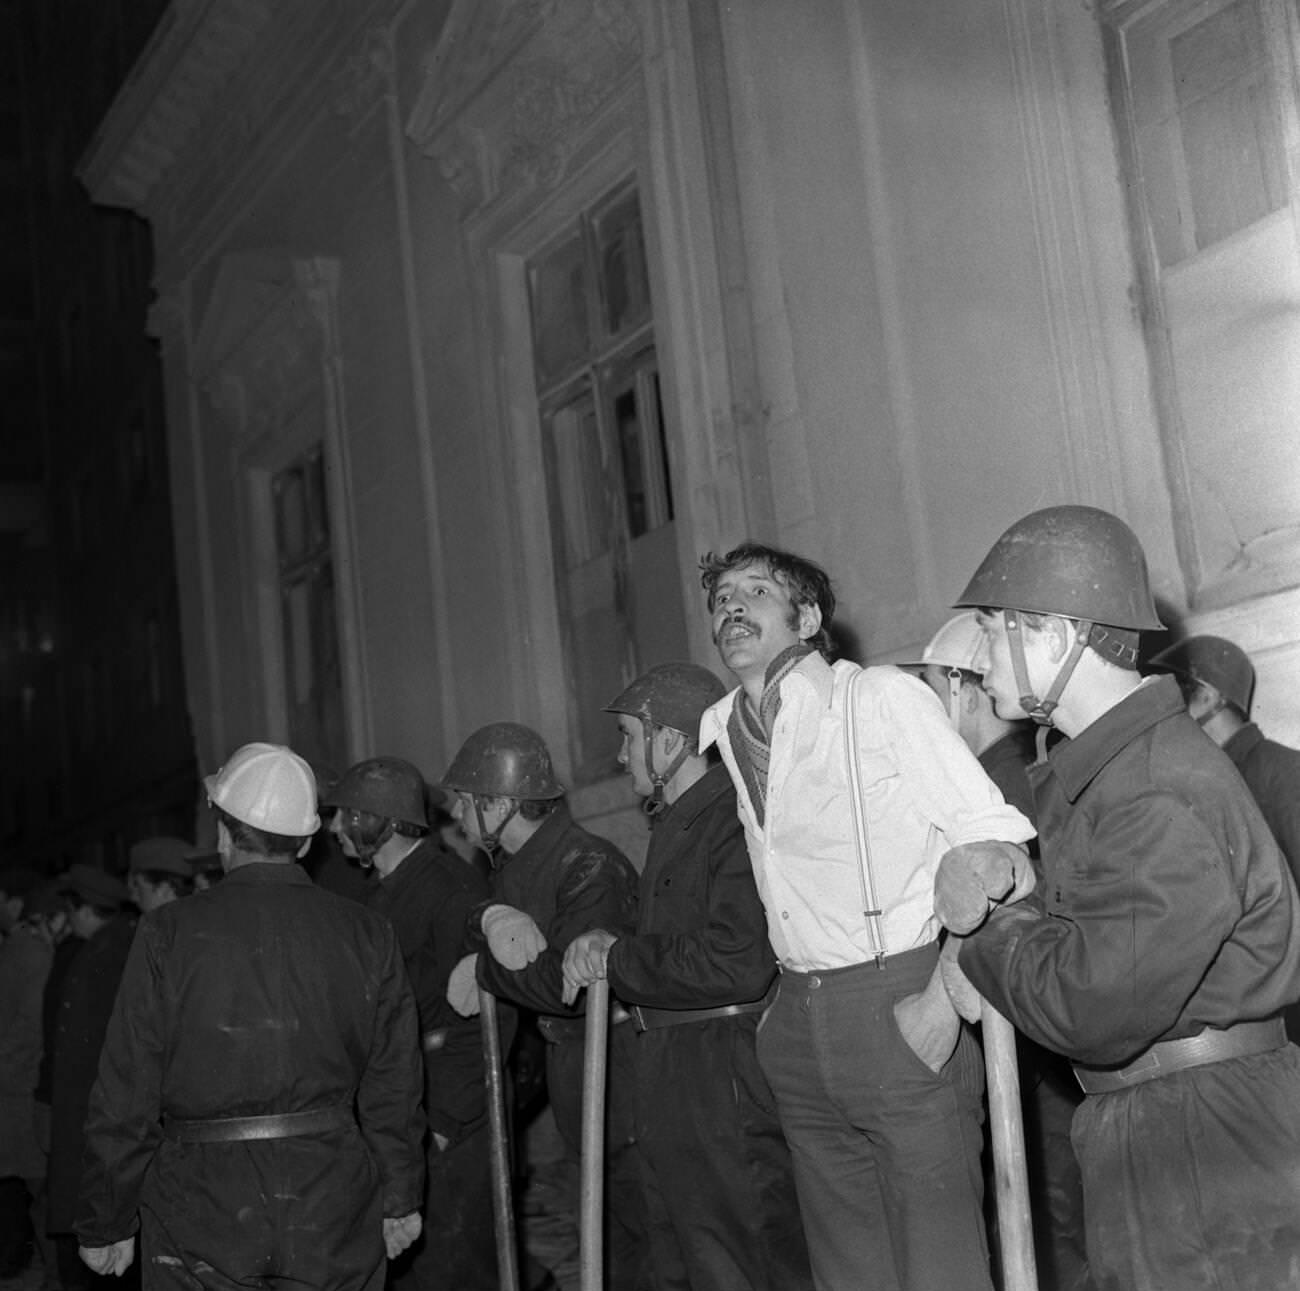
[3,504,1300,1291]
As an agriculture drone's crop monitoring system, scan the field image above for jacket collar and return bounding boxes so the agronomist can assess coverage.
[657,762,734,830]
[1049,675,1185,803]
[1223,722,1264,762]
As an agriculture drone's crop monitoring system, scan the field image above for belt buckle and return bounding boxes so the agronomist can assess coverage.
[630,1006,647,1032]
[1115,1048,1161,1085]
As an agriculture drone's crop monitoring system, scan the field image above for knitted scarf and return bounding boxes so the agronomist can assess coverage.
[727,642,815,826]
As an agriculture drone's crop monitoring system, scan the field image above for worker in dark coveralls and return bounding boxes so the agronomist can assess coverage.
[1147,633,1300,882]
[939,505,1300,1291]
[47,865,136,1291]
[442,722,649,1291]
[906,614,1090,1291]
[324,755,500,1291]
[74,742,426,1289]
[561,662,814,1291]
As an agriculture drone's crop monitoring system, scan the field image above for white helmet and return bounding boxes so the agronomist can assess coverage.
[903,612,986,726]
[205,743,321,836]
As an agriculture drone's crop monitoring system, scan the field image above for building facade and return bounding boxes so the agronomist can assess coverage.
[80,0,1300,859]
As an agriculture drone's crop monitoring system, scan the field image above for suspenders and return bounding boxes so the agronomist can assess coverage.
[843,665,888,966]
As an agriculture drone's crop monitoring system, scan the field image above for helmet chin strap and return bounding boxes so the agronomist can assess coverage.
[1005,610,1092,726]
[641,725,691,817]
[474,797,519,863]
[945,667,963,726]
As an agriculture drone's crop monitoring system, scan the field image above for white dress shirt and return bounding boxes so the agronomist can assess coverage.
[699,654,1035,971]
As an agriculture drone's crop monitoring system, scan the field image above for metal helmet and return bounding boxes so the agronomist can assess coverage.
[323,757,429,830]
[955,505,1163,631]
[900,613,987,728]
[604,662,727,737]
[905,612,986,675]
[605,663,727,813]
[1148,635,1255,715]
[204,742,321,836]
[441,723,564,801]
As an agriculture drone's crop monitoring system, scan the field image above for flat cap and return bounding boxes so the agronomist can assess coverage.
[128,837,195,878]
[61,864,128,910]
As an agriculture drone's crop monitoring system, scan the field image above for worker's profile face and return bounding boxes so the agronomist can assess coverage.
[976,610,1030,721]
[615,714,653,798]
[329,808,362,860]
[451,791,493,846]
[710,561,817,683]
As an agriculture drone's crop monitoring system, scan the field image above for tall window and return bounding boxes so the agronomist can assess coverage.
[1126,0,1288,267]
[528,184,689,782]
[273,447,345,771]
[1108,0,1300,600]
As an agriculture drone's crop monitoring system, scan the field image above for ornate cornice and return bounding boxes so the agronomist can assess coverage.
[77,0,275,212]
[405,0,641,216]
[192,254,340,437]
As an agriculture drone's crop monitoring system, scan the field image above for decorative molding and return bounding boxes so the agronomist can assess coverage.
[191,253,340,438]
[405,0,641,216]
[331,25,396,134]
[78,0,275,211]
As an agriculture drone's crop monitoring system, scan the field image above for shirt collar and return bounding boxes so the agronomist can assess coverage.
[699,652,836,751]
[1049,675,1186,803]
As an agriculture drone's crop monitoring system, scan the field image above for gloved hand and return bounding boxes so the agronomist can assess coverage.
[383,1212,423,1259]
[939,935,983,1024]
[447,953,481,1017]
[482,904,548,970]
[561,929,619,1006]
[79,1239,135,1278]
[935,841,1034,933]
[892,965,960,1073]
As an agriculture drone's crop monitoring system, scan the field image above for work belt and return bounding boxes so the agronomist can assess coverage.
[164,1104,353,1143]
[632,985,775,1032]
[1072,1017,1285,1095]
[537,1005,633,1045]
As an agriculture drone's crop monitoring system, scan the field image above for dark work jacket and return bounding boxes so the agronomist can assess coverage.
[476,802,638,1017]
[75,862,425,1248]
[47,912,136,1232]
[368,837,490,1139]
[608,764,775,1009]
[1224,722,1300,888]
[978,727,1040,842]
[962,676,1300,1067]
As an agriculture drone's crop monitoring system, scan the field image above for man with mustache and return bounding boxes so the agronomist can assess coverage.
[695,541,1035,1291]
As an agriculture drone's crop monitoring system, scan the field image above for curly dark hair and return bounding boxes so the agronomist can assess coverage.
[699,541,836,658]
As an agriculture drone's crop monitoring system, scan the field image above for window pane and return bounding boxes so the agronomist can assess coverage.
[594,189,651,336]
[1171,1,1283,252]
[275,466,308,567]
[529,233,590,388]
[542,393,611,569]
[611,359,673,539]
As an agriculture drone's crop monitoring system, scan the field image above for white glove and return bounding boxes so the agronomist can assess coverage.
[939,935,984,1025]
[482,904,548,971]
[79,1239,135,1278]
[935,841,1035,933]
[447,953,481,1017]
[383,1212,422,1259]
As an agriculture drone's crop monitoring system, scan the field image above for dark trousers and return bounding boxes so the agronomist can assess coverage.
[757,945,992,1291]
[635,1017,813,1291]
[138,1130,385,1291]
[0,1175,33,1275]
[1074,1043,1300,1291]
[391,1121,496,1291]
